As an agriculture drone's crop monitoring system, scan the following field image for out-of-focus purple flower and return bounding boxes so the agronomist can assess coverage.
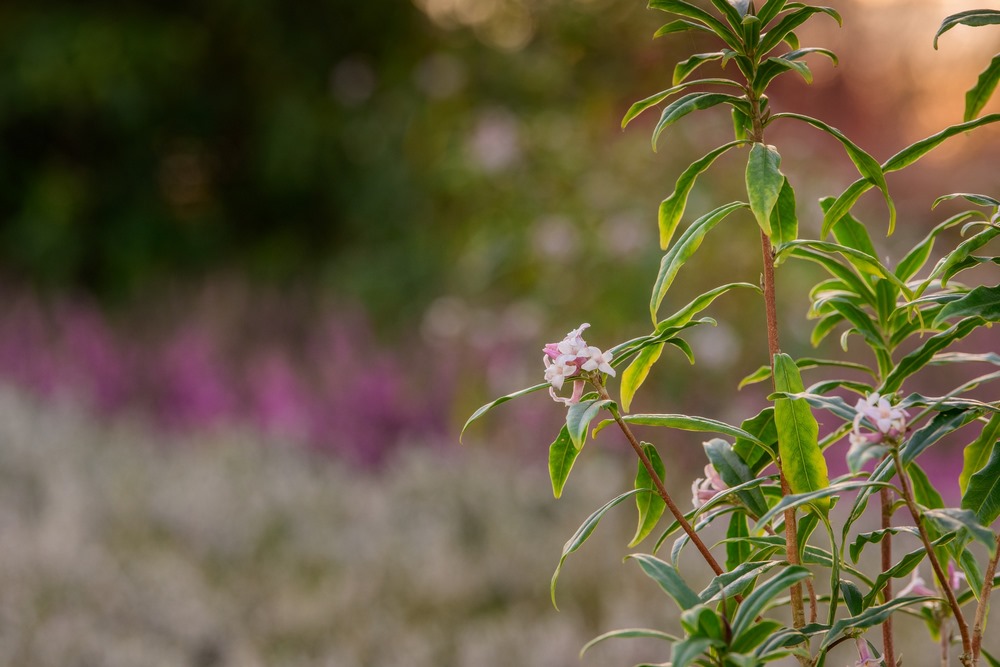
[853,637,883,667]
[898,569,936,598]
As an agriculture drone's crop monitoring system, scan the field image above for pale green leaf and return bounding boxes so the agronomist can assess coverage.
[548,426,580,498]
[746,143,784,235]
[630,442,667,546]
[461,382,549,440]
[773,353,830,508]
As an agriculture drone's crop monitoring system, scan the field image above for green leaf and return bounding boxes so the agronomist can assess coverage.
[731,619,785,653]
[756,0,788,27]
[551,488,646,608]
[653,92,745,150]
[909,462,945,511]
[934,226,1000,287]
[778,240,903,293]
[658,141,745,250]
[934,285,1000,325]
[579,628,680,657]
[631,443,667,546]
[822,596,933,647]
[672,636,721,667]
[674,51,726,85]
[924,508,995,551]
[784,47,838,66]
[773,353,830,508]
[621,78,742,128]
[621,344,664,413]
[704,438,769,518]
[461,382,549,440]
[882,114,1000,172]
[821,178,874,239]
[827,201,877,258]
[655,19,715,38]
[757,480,889,528]
[902,408,981,466]
[699,560,779,603]
[882,318,983,393]
[849,527,921,564]
[770,177,798,246]
[649,0,743,50]
[934,9,1000,49]
[771,113,894,234]
[961,414,1000,495]
[650,202,748,322]
[862,541,946,608]
[894,212,976,281]
[602,413,770,452]
[753,57,812,94]
[731,565,812,638]
[733,406,778,474]
[756,6,841,56]
[709,0,744,29]
[566,398,614,450]
[962,439,1000,525]
[746,143,784,235]
[933,192,1000,209]
[965,54,1000,121]
[658,281,761,330]
[626,553,702,610]
[840,580,863,616]
[548,426,580,499]
[725,512,751,570]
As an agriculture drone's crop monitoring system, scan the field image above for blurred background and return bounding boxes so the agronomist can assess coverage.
[0,0,997,665]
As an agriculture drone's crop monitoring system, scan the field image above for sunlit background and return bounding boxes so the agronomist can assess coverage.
[0,0,997,665]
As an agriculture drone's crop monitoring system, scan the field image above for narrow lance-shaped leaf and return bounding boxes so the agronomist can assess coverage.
[621,344,663,413]
[960,413,1000,495]
[704,438,769,518]
[461,382,549,440]
[625,553,702,610]
[621,78,742,128]
[579,629,680,658]
[773,353,830,509]
[821,596,935,647]
[654,19,714,39]
[771,113,895,234]
[962,439,1000,525]
[650,202,748,322]
[566,398,614,450]
[965,54,1000,121]
[630,442,667,546]
[657,281,761,330]
[770,177,798,246]
[934,285,1000,325]
[598,413,770,453]
[699,560,779,603]
[658,141,744,250]
[726,512,751,571]
[882,317,983,393]
[756,5,841,56]
[894,212,977,281]
[901,408,981,466]
[551,488,646,608]
[934,9,1000,49]
[653,92,746,151]
[924,508,996,551]
[549,426,580,499]
[648,0,743,50]
[674,52,726,85]
[746,143,784,235]
[731,566,813,638]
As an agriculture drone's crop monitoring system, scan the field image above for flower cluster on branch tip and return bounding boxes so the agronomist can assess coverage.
[847,393,909,472]
[542,323,615,405]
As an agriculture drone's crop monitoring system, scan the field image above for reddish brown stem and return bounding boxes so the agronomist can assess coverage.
[971,534,1000,663]
[881,486,897,667]
[596,384,724,576]
[893,450,971,664]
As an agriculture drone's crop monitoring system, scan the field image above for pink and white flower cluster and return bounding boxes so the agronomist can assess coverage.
[542,323,615,405]
[691,463,727,508]
[850,392,909,447]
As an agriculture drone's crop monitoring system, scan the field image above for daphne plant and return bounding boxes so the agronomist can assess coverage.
[463,2,1000,666]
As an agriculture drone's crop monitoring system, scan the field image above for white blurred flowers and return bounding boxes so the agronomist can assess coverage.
[846,393,909,472]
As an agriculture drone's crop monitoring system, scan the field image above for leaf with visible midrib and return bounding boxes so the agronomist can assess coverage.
[963,439,1000,525]
[548,426,579,499]
[773,353,830,510]
[629,443,666,546]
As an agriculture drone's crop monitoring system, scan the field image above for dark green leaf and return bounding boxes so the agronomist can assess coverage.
[731,619,785,653]
[757,480,890,528]
[672,636,721,667]
[626,553,702,610]
[653,93,743,150]
[622,78,742,129]
[658,281,761,330]
[604,413,769,452]
[756,0,788,27]
[965,54,1000,121]
[935,226,1000,287]
[551,488,646,608]
[894,212,977,281]
[655,19,714,38]
[962,439,1000,525]
[822,596,933,647]
[902,408,981,466]
[924,508,995,551]
[566,398,614,450]
[934,285,1000,325]
[770,178,798,246]
[650,202,748,322]
[757,6,841,56]
[771,113,894,234]
[462,382,549,440]
[674,51,726,85]
[840,580,863,615]
[731,566,812,638]
[883,114,1000,172]
[746,143,784,235]
[933,192,1000,209]
[849,527,921,564]
[649,0,743,50]
[704,438,769,517]
[882,318,983,393]
[726,512,751,570]
[549,426,580,499]
[961,413,1000,495]
[934,10,1000,49]
[699,560,778,603]
[658,141,745,249]
[733,407,778,474]
[909,462,945,510]
[827,200,878,258]
[631,443,667,546]
[773,353,830,507]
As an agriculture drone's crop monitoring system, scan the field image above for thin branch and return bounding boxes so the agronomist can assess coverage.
[881,486,897,667]
[971,533,1000,663]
